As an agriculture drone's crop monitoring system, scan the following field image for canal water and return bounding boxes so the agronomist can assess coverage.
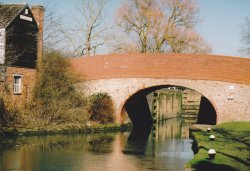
[0,118,195,171]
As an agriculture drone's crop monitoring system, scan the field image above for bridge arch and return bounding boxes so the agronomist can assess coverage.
[119,82,218,126]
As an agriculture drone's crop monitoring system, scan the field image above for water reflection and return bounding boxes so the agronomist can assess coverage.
[123,126,152,155]
[123,117,196,157]
[0,118,195,171]
[156,117,197,139]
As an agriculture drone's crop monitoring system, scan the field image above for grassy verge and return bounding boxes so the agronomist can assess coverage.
[185,122,250,171]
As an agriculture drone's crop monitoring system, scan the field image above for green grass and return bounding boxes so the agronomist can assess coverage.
[186,122,250,171]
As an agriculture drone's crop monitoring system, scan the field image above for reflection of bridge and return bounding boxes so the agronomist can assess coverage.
[69,53,250,125]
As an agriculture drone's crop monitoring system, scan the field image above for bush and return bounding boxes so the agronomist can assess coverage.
[0,51,89,128]
[0,84,26,127]
[30,51,88,125]
[88,92,115,124]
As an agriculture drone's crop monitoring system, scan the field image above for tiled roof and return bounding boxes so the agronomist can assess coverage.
[0,4,26,28]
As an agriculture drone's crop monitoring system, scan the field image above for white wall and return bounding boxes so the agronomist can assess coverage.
[0,29,5,64]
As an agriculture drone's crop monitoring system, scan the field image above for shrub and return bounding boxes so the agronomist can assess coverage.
[88,92,115,124]
[30,51,88,125]
[0,51,89,128]
[0,83,26,127]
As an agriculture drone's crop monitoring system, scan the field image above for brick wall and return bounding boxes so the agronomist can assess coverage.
[31,5,44,68]
[4,67,36,107]
[0,5,43,109]
[69,53,250,86]
[78,78,250,124]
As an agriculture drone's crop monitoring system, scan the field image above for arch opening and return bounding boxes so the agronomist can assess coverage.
[198,96,217,125]
[122,85,217,129]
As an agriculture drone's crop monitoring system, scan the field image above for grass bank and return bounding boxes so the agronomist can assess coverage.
[185,122,250,171]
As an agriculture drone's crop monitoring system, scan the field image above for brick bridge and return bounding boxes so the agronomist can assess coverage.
[69,54,250,125]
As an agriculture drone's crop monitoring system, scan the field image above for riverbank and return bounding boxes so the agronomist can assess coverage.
[0,122,132,137]
[185,122,250,171]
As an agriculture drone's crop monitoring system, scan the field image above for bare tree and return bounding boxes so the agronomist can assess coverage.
[115,0,211,54]
[63,0,109,57]
[240,15,250,56]
[41,1,65,53]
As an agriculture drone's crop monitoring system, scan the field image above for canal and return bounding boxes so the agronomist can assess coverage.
[0,118,195,171]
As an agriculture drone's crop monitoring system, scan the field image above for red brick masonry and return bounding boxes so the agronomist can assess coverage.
[5,67,36,106]
[69,53,250,86]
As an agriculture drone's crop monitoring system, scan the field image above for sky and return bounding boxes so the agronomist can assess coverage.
[1,0,250,57]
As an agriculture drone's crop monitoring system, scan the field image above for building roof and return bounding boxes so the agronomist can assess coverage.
[0,3,27,28]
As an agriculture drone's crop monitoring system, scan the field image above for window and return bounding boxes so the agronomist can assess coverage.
[13,75,22,94]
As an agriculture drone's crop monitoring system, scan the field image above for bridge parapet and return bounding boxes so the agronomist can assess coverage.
[69,53,250,86]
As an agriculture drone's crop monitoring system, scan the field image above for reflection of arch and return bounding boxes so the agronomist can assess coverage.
[120,84,217,126]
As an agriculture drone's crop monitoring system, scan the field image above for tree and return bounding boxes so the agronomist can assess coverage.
[115,0,211,54]
[30,1,82,57]
[63,0,109,57]
[240,15,250,56]
[31,52,87,124]
[40,1,65,53]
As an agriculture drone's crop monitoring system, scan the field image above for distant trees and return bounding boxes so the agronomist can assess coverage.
[114,0,211,54]
[41,0,211,56]
[240,15,250,55]
[63,0,109,56]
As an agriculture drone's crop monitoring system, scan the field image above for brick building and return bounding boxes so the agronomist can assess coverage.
[0,3,44,106]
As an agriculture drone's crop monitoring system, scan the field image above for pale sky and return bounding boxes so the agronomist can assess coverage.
[2,0,250,57]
